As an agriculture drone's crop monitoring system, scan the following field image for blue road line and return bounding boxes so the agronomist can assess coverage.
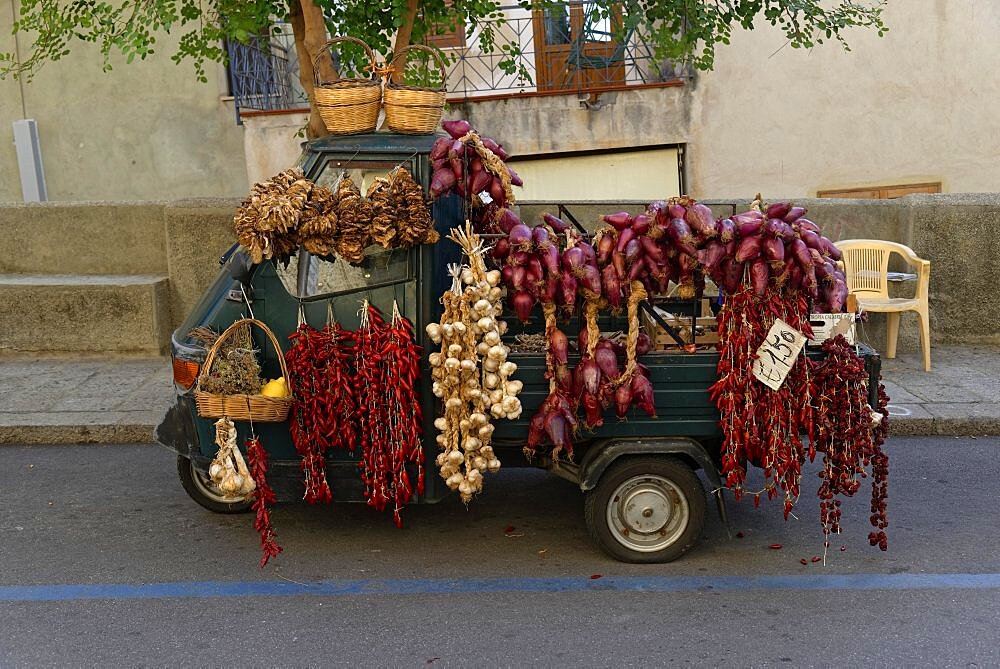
[1,573,998,603]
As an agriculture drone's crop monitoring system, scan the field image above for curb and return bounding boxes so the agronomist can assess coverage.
[0,424,156,446]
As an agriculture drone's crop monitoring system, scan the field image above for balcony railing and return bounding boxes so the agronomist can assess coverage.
[226,9,690,122]
[443,7,691,101]
[226,27,307,123]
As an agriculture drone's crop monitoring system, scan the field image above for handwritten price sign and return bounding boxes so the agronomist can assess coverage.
[752,319,807,390]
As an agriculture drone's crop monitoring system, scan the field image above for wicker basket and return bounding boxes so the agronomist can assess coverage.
[194,318,293,422]
[313,37,382,135]
[382,44,448,134]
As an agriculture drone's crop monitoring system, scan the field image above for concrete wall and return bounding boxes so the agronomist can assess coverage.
[0,4,249,202]
[241,111,310,185]
[689,0,1000,198]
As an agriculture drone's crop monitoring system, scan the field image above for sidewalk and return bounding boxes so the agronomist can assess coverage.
[0,346,997,445]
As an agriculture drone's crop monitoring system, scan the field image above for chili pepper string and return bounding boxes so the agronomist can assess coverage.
[809,335,890,552]
[285,322,333,504]
[246,435,282,567]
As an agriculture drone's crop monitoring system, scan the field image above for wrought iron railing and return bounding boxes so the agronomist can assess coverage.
[227,26,307,124]
[443,7,691,100]
[226,9,690,122]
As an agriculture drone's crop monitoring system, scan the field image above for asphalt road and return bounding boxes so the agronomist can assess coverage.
[1,436,998,667]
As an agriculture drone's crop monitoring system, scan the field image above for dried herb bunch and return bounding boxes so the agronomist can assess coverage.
[295,184,339,257]
[332,174,372,264]
[234,168,312,264]
[197,323,262,395]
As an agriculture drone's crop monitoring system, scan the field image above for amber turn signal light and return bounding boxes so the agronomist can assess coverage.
[172,357,200,390]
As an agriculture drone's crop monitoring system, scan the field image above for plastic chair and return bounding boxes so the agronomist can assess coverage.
[835,239,931,371]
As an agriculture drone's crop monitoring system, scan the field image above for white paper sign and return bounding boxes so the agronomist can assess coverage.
[752,319,807,390]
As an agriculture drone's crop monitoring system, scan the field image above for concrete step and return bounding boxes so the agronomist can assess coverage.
[0,274,171,355]
[0,202,169,276]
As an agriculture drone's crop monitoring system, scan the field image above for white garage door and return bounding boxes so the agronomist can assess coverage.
[507,147,682,201]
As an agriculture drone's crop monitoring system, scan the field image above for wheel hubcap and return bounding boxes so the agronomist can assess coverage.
[190,463,240,504]
[607,474,689,552]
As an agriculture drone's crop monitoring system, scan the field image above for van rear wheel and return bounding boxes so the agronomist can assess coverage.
[584,456,705,563]
[176,455,252,514]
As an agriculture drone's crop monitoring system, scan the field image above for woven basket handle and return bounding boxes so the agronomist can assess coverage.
[197,318,290,388]
[386,44,448,90]
[312,36,379,87]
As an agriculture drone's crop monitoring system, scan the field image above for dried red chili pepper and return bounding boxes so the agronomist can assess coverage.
[246,435,282,567]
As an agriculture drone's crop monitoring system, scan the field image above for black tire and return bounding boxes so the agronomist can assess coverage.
[584,456,705,563]
[176,455,252,514]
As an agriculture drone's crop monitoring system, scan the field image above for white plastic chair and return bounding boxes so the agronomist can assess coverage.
[835,239,931,371]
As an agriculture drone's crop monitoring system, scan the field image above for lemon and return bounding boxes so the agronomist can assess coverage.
[260,377,290,398]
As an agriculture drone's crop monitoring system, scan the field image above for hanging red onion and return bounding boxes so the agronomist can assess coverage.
[576,240,597,266]
[602,264,622,310]
[469,167,491,196]
[636,332,652,356]
[579,264,603,294]
[766,201,792,220]
[624,238,642,265]
[602,211,632,231]
[429,168,456,198]
[508,224,533,251]
[596,230,616,265]
[560,272,578,311]
[497,208,522,234]
[510,265,527,290]
[442,119,472,139]
[508,250,529,267]
[531,225,550,249]
[667,203,687,219]
[631,214,651,235]
[540,243,560,274]
[615,383,632,419]
[491,237,511,261]
[750,258,770,297]
[506,166,523,187]
[790,238,813,269]
[550,327,569,364]
[784,206,807,223]
[430,137,450,160]
[612,251,626,282]
[542,213,569,234]
[697,240,727,272]
[631,374,656,417]
[763,237,785,264]
[685,203,718,239]
[480,136,509,161]
[667,219,698,257]
[511,290,534,322]
[721,258,744,293]
[501,264,514,287]
[796,219,820,234]
[639,236,665,264]
[577,358,602,396]
[543,412,570,456]
[540,274,560,303]
[615,227,636,254]
[582,392,604,429]
[594,343,620,380]
[800,229,822,251]
[820,236,842,261]
[488,177,506,206]
[735,235,763,262]
[562,246,585,275]
[717,218,736,242]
